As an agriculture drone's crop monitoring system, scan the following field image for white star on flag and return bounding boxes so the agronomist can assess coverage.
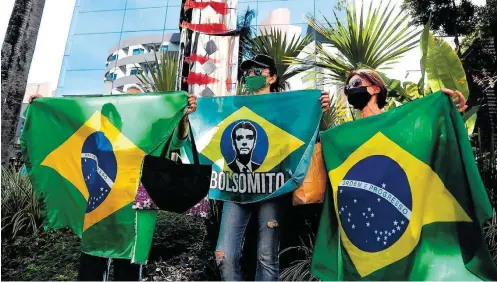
[382,183,386,188]
[366,222,370,227]
[394,220,398,225]
[352,224,355,229]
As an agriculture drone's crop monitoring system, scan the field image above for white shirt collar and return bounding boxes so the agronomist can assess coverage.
[235,159,252,172]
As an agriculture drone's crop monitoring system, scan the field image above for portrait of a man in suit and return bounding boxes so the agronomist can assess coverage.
[228,121,261,173]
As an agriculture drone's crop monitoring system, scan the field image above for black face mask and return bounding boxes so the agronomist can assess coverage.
[345,86,371,110]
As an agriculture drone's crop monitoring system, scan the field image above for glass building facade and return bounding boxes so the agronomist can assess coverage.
[56,0,344,96]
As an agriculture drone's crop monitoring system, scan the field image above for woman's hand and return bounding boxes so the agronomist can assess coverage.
[179,94,197,139]
[442,88,467,113]
[186,94,197,114]
[320,91,331,112]
[28,94,43,104]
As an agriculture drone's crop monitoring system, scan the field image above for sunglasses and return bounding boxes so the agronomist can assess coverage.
[243,68,269,77]
[345,78,363,90]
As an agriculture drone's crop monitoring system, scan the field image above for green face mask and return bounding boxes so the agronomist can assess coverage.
[245,75,268,92]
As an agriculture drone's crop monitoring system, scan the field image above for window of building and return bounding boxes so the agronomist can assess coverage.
[109,73,117,80]
[109,54,117,61]
[160,45,169,52]
[132,48,145,55]
[130,69,139,75]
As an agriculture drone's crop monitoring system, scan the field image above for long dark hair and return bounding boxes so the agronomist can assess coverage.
[269,69,279,92]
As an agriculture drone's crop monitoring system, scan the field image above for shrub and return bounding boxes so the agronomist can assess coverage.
[1,166,43,238]
[280,235,318,281]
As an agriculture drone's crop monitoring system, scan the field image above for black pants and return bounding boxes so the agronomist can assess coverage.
[77,252,141,281]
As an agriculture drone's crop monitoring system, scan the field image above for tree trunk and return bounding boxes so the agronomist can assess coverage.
[1,0,46,165]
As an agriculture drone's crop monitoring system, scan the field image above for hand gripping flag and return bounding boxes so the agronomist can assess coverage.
[186,90,322,203]
[312,92,497,280]
[21,92,188,263]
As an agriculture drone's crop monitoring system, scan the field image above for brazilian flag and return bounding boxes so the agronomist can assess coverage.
[21,92,188,263]
[312,92,497,280]
[188,90,322,203]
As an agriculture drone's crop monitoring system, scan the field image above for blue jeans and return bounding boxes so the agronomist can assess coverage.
[215,199,282,281]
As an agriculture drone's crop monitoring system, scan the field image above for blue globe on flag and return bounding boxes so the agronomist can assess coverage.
[337,155,412,252]
[81,131,117,213]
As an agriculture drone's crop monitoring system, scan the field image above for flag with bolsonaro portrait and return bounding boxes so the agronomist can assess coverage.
[186,90,322,203]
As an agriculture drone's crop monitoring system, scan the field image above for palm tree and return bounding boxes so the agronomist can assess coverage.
[1,0,46,165]
[236,7,257,70]
[292,0,422,85]
[244,28,312,91]
[136,51,179,92]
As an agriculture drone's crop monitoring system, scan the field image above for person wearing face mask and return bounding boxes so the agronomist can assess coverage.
[214,54,330,281]
[343,69,468,119]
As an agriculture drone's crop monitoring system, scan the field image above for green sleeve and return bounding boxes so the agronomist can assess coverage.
[168,125,188,152]
[148,125,188,158]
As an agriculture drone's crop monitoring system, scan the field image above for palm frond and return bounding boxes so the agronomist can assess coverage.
[136,51,179,92]
[321,92,351,130]
[244,27,312,91]
[290,0,421,85]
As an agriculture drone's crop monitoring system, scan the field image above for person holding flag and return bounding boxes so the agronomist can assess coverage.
[342,69,467,117]
[26,93,198,281]
[311,68,497,280]
[214,54,331,281]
